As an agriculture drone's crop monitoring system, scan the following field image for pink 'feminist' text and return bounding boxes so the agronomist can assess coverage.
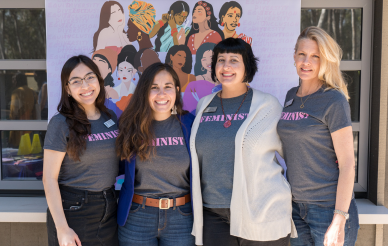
[200,113,249,123]
[280,112,309,121]
[150,137,185,146]
[87,130,119,141]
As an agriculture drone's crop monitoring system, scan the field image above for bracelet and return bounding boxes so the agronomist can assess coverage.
[171,28,178,36]
[333,209,349,220]
[158,20,164,27]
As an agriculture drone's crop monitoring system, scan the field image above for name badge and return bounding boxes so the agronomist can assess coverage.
[204,106,217,113]
[104,119,115,128]
[284,99,294,108]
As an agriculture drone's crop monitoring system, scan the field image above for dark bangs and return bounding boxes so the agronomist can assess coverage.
[211,38,258,83]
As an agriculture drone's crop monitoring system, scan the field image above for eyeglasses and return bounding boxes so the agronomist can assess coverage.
[68,73,98,87]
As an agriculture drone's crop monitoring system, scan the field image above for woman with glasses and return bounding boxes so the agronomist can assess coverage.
[43,55,119,246]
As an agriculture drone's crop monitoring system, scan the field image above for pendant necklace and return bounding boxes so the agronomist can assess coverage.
[220,87,249,128]
[299,84,321,108]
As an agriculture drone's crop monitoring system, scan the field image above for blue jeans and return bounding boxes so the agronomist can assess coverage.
[290,199,359,246]
[118,201,195,246]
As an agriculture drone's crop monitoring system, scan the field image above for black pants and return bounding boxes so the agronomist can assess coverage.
[47,185,119,246]
[203,207,290,246]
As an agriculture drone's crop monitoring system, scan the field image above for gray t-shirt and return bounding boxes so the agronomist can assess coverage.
[134,115,190,198]
[196,89,252,208]
[43,111,119,191]
[277,86,352,205]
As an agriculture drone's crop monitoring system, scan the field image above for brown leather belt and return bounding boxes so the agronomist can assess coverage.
[132,194,191,209]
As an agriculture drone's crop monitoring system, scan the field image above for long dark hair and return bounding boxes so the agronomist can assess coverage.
[93,1,125,52]
[165,45,192,74]
[194,42,215,76]
[116,62,186,161]
[154,1,190,52]
[117,45,137,70]
[58,55,111,161]
[185,1,224,44]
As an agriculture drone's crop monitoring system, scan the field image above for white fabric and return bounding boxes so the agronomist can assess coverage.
[190,88,297,245]
[113,81,137,98]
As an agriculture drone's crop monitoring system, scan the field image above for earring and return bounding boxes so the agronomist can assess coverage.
[171,105,177,114]
[68,94,71,97]
[137,32,142,42]
[118,77,120,80]
[238,23,240,27]
[294,62,296,67]
[221,22,224,26]
[169,60,173,66]
[201,67,205,71]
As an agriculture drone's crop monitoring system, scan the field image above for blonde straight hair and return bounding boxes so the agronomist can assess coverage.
[295,26,350,100]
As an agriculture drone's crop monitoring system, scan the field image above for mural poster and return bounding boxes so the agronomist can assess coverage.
[46,0,300,119]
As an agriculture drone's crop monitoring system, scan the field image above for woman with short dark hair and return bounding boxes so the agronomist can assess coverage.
[190,38,295,245]
[43,55,119,246]
[116,62,195,245]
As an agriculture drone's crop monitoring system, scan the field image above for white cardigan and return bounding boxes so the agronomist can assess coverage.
[190,88,297,245]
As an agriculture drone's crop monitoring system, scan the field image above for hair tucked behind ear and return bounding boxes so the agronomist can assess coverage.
[58,55,110,161]
[295,26,349,100]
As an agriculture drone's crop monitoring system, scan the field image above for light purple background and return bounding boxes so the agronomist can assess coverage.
[46,0,301,120]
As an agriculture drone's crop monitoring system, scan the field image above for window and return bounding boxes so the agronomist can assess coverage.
[301,0,372,192]
[0,0,46,190]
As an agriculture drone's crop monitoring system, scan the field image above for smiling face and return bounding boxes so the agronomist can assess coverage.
[294,38,321,84]
[223,7,241,31]
[174,11,188,26]
[193,6,209,24]
[148,70,179,121]
[201,50,213,72]
[66,63,100,108]
[170,50,186,70]
[108,4,124,29]
[215,52,245,86]
[92,56,111,79]
[118,61,137,83]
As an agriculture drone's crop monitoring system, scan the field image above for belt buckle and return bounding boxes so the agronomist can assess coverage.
[159,198,170,209]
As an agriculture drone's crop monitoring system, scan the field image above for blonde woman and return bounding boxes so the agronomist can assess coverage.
[277,26,359,246]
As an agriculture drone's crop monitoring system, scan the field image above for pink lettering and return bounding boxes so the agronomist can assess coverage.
[172,137,178,145]
[168,137,172,145]
[93,134,103,141]
[88,135,95,141]
[110,131,117,137]
[212,115,220,121]
[105,132,113,139]
[155,138,160,146]
[161,138,168,146]
[238,113,245,120]
[205,116,211,122]
[178,137,184,145]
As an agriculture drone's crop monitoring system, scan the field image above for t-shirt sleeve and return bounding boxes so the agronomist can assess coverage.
[324,92,352,133]
[43,115,68,152]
